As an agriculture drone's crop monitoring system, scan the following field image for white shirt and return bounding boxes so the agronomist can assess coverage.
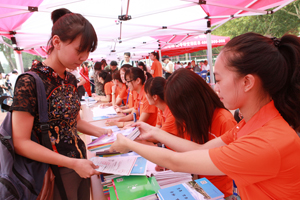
[203,64,210,71]
[118,60,136,69]
[165,61,174,73]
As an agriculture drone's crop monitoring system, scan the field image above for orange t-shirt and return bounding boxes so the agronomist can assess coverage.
[156,106,178,136]
[134,85,157,126]
[209,101,300,200]
[151,60,162,77]
[118,84,128,104]
[104,81,117,102]
[128,89,137,108]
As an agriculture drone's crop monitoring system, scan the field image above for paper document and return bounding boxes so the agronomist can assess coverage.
[90,156,137,175]
[92,106,117,117]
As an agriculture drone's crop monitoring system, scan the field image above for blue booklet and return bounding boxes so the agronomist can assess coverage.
[130,157,148,175]
[158,178,224,200]
[158,183,195,200]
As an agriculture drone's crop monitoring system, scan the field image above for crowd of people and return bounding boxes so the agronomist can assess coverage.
[4,7,300,200]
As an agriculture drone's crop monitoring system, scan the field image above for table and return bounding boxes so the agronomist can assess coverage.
[79,103,124,200]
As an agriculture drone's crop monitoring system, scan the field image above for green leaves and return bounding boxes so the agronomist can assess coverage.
[212,0,300,38]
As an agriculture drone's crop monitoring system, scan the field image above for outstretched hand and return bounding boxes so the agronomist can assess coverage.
[109,133,131,154]
[131,122,159,141]
[104,128,113,136]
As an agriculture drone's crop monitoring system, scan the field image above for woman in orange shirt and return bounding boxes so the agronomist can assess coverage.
[100,70,127,107]
[107,67,157,127]
[110,33,300,199]
[144,77,177,136]
[114,64,136,114]
[142,71,235,197]
[150,51,162,77]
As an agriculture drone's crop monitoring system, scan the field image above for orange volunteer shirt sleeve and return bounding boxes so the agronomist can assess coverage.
[104,81,113,95]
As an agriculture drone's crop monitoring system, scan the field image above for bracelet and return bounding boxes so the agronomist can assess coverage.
[111,93,115,95]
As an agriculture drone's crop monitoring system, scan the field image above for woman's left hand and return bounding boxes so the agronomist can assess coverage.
[104,128,113,136]
[109,133,131,153]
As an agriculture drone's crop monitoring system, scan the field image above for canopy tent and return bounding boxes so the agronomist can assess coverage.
[0,0,295,84]
[5,34,229,61]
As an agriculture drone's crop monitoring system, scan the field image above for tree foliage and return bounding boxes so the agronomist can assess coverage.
[212,0,300,38]
[0,36,42,73]
[0,37,17,72]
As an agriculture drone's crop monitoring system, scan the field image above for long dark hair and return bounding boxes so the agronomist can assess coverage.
[138,61,147,71]
[98,70,112,86]
[144,77,166,101]
[165,68,225,144]
[125,67,146,85]
[47,8,97,54]
[222,32,300,131]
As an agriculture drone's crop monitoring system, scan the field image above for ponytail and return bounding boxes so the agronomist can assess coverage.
[274,35,300,131]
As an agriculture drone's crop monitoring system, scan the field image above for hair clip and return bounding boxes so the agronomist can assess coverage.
[271,37,281,47]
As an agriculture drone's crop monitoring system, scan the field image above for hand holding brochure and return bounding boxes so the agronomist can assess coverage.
[87,127,140,155]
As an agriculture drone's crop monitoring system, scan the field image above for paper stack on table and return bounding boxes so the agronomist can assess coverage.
[87,127,140,155]
[92,106,118,120]
[151,170,193,189]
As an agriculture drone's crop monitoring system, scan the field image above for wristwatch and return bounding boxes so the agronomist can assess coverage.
[111,92,115,95]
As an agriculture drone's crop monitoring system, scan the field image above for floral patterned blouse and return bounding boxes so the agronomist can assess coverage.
[11,62,86,159]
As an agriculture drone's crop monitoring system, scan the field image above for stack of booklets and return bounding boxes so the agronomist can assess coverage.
[90,156,148,176]
[157,178,224,200]
[109,175,161,200]
[151,170,193,189]
[87,127,140,155]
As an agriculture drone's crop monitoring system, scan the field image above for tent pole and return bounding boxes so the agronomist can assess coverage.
[206,20,214,87]
[158,49,162,63]
[14,50,24,73]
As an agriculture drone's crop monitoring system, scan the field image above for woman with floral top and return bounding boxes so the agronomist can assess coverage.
[11,8,112,200]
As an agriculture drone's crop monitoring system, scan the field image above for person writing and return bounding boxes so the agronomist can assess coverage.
[107,67,157,128]
[11,8,112,200]
[110,33,300,199]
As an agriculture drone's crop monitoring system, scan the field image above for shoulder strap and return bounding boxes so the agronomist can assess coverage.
[120,60,124,66]
[24,72,69,200]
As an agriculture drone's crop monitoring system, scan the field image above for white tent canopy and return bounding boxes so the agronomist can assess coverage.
[0,0,295,83]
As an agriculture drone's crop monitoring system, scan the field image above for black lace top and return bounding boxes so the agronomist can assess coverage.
[11,62,86,159]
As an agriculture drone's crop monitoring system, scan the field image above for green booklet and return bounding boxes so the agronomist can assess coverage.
[109,187,117,200]
[112,176,160,200]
